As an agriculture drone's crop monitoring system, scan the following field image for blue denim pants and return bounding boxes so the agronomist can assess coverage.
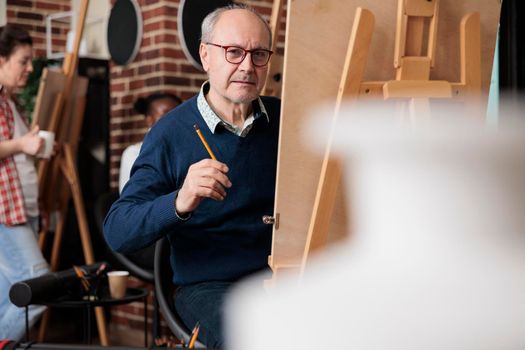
[174,281,233,349]
[0,217,49,340]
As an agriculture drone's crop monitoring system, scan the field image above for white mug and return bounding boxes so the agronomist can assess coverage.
[37,130,55,159]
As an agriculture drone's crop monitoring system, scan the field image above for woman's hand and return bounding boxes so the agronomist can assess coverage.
[19,126,44,156]
[0,125,44,159]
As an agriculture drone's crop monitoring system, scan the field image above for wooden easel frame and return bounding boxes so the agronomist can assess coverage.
[32,0,109,344]
[267,0,499,283]
[300,7,375,271]
[301,0,482,273]
[262,0,285,97]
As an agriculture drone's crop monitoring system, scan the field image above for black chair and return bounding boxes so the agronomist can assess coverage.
[154,237,206,349]
[93,192,159,337]
[93,192,155,282]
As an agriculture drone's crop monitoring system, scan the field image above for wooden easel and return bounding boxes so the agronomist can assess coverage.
[31,0,109,344]
[267,0,500,283]
[302,0,483,272]
[300,6,375,272]
[267,0,361,283]
[262,0,285,97]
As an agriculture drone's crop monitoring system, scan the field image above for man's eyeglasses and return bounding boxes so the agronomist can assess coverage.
[205,42,273,67]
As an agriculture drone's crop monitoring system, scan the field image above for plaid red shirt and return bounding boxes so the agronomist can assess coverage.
[0,88,27,225]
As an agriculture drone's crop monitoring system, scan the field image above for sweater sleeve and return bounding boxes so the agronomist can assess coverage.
[103,127,184,253]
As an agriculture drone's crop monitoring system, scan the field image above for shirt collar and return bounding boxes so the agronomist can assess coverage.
[197,81,269,135]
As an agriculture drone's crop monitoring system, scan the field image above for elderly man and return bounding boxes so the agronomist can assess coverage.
[104,4,279,348]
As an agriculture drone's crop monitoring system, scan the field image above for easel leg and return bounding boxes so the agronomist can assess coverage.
[262,0,285,96]
[61,144,109,345]
[50,204,69,270]
[460,12,482,118]
[38,202,69,342]
[37,221,49,250]
[301,7,374,273]
[38,145,108,345]
[37,311,50,342]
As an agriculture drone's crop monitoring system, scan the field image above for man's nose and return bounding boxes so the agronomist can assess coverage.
[238,53,255,71]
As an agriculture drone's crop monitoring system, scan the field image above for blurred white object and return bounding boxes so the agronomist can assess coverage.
[37,130,55,159]
[46,11,102,59]
[66,30,88,56]
[226,104,525,350]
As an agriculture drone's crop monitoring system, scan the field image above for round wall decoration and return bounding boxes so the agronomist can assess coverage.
[178,0,233,71]
[107,0,143,66]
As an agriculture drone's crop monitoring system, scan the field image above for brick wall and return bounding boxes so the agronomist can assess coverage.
[6,0,70,58]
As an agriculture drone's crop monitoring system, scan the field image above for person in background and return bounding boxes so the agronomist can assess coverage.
[104,4,279,348]
[119,92,182,193]
[0,24,49,340]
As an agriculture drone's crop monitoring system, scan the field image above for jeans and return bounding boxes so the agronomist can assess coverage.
[0,217,49,340]
[174,281,233,349]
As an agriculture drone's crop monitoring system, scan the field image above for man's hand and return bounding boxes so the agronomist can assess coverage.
[175,159,232,215]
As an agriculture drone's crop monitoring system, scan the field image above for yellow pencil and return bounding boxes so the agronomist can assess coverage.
[193,124,217,160]
[187,321,200,349]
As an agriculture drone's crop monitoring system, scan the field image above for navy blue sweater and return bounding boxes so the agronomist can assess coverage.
[104,95,280,285]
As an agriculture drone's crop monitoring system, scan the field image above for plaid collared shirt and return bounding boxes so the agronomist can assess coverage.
[0,88,27,225]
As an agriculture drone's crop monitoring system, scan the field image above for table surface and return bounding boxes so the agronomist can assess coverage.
[39,287,148,307]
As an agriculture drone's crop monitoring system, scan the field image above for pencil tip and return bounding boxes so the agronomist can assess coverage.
[193,124,199,130]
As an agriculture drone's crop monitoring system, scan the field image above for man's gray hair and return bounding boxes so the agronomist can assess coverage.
[200,3,272,48]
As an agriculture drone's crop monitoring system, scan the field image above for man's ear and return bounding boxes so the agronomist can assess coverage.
[199,43,209,72]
